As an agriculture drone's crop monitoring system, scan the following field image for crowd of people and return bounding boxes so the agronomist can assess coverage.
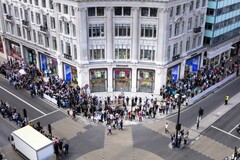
[0,58,238,125]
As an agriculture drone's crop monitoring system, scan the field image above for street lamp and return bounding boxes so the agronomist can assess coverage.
[175,93,182,148]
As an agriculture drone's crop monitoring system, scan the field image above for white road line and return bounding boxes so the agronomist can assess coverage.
[29,109,60,122]
[229,123,240,133]
[0,86,46,115]
[211,125,240,140]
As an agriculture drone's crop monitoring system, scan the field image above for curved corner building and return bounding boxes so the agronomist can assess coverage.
[0,0,208,96]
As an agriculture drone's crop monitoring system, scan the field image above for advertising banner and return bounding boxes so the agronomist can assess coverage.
[40,54,46,71]
[171,65,179,82]
[65,64,72,82]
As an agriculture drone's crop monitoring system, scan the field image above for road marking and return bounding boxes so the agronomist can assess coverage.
[30,109,60,122]
[229,123,240,133]
[211,125,240,140]
[0,86,46,115]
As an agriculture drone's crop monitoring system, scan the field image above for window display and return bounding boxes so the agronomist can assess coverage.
[113,69,131,91]
[137,69,155,92]
[90,69,107,92]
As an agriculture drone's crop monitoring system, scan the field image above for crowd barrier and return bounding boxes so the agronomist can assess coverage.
[43,94,57,105]
[188,72,236,105]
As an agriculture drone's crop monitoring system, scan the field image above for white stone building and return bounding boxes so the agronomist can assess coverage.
[0,0,207,96]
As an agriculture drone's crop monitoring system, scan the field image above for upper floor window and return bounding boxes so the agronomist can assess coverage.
[88,7,104,16]
[188,17,192,30]
[71,6,75,16]
[89,45,105,60]
[114,7,131,16]
[196,0,200,9]
[183,4,186,14]
[170,7,173,17]
[176,5,181,16]
[115,24,130,37]
[115,45,130,60]
[35,0,39,6]
[3,3,7,14]
[65,22,70,35]
[36,13,41,24]
[140,46,155,61]
[50,17,55,29]
[57,3,61,13]
[173,43,178,56]
[202,0,206,7]
[141,7,157,17]
[89,24,104,37]
[73,24,76,37]
[63,5,68,14]
[14,7,19,18]
[42,0,46,8]
[52,36,57,50]
[169,25,172,38]
[141,24,156,38]
[49,0,54,9]
[174,23,180,36]
[190,1,194,11]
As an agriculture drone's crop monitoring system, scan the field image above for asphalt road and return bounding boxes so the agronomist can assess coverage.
[168,77,240,128]
[0,118,15,148]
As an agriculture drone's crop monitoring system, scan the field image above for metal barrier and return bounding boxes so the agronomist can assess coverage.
[189,72,236,105]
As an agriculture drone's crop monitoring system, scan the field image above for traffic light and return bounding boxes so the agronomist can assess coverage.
[23,108,27,118]
[48,124,52,135]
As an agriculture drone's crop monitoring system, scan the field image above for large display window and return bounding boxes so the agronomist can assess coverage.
[23,46,36,65]
[137,69,155,93]
[90,69,107,92]
[64,64,78,84]
[0,38,4,54]
[40,53,58,74]
[185,55,201,73]
[113,68,132,92]
[167,65,180,83]
[7,40,22,61]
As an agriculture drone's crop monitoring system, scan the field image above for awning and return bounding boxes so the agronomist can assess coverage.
[207,43,233,59]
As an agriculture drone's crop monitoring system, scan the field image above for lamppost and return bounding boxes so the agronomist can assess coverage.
[175,93,182,148]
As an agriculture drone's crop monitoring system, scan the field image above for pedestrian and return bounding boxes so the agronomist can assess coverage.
[196,116,200,130]
[119,119,123,130]
[107,124,112,135]
[165,122,169,134]
[225,94,229,105]
[63,142,69,155]
[184,131,189,145]
[185,98,189,106]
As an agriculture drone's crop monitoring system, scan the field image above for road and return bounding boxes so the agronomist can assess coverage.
[0,75,240,160]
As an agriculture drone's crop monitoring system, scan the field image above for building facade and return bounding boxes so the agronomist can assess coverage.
[204,0,240,66]
[0,0,207,96]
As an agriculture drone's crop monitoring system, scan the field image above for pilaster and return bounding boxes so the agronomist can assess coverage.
[131,7,139,63]
[106,7,113,63]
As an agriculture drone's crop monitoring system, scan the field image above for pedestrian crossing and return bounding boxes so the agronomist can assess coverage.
[49,117,87,140]
[189,136,233,160]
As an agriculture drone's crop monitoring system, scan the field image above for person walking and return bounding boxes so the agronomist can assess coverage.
[165,122,169,134]
[225,94,229,105]
[119,119,123,130]
[107,124,112,135]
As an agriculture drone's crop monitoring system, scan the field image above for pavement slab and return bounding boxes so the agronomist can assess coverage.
[103,127,133,160]
[50,117,87,140]
[2,143,24,160]
[190,135,233,160]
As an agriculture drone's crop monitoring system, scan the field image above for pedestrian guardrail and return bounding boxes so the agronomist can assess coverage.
[189,73,236,105]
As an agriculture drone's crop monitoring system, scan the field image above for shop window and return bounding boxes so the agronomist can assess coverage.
[140,46,155,61]
[89,45,105,60]
[141,24,156,38]
[114,7,131,16]
[71,6,75,16]
[115,45,130,60]
[88,24,104,37]
[189,1,194,11]
[90,69,107,92]
[137,69,155,93]
[113,69,132,92]
[115,24,130,37]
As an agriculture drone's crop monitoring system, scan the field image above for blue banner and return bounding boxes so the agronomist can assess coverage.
[65,65,72,82]
[171,65,179,82]
[40,54,46,71]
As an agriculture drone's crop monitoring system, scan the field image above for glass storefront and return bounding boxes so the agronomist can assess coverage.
[167,65,180,83]
[185,55,201,73]
[113,68,132,92]
[137,69,155,93]
[89,69,107,92]
[0,38,4,54]
[23,46,36,65]
[40,53,58,74]
[7,40,22,61]
[64,64,78,84]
